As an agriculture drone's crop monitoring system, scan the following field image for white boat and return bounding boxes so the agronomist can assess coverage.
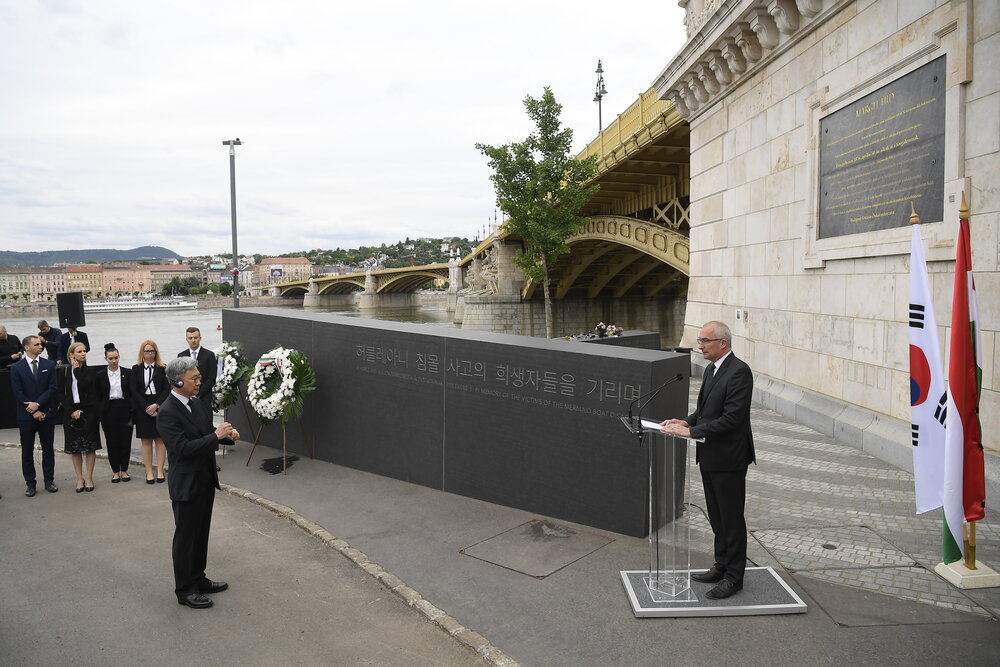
[83,296,197,313]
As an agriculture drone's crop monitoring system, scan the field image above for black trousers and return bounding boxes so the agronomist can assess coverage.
[171,486,215,597]
[700,466,748,584]
[19,418,56,485]
[100,399,133,473]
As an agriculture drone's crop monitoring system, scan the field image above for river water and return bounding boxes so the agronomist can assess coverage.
[0,302,455,362]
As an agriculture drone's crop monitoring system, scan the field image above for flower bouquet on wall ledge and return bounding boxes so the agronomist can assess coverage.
[246,346,318,472]
[594,322,623,338]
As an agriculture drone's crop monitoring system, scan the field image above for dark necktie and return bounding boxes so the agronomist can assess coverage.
[32,359,38,379]
[703,363,716,389]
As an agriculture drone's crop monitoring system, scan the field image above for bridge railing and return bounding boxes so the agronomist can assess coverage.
[577,88,675,164]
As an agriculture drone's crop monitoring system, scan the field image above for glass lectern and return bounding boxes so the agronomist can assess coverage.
[646,430,694,601]
[619,418,696,606]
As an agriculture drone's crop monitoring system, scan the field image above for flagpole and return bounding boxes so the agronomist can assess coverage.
[966,522,976,569]
[959,192,978,572]
[934,190,999,588]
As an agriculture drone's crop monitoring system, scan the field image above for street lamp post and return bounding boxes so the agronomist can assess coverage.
[222,138,243,308]
[593,60,607,132]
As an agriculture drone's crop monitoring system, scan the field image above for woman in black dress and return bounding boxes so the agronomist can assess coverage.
[129,339,170,484]
[63,341,102,492]
[96,343,133,483]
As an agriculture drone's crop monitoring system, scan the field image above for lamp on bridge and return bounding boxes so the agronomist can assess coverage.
[222,138,243,308]
[594,59,608,132]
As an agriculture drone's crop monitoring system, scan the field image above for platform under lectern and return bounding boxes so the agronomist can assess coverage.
[618,423,807,618]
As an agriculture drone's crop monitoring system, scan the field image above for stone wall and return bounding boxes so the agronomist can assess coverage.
[459,294,685,346]
[659,0,999,460]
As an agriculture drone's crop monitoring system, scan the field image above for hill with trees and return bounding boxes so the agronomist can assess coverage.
[0,246,181,267]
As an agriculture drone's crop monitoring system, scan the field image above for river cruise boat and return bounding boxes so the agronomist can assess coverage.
[83,296,197,313]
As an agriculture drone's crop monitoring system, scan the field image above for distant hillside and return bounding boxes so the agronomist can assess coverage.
[0,246,180,267]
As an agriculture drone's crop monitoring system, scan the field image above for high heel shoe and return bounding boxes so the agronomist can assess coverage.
[84,484,94,492]
[156,475,165,483]
[75,486,85,493]
[146,477,155,485]
[112,476,121,484]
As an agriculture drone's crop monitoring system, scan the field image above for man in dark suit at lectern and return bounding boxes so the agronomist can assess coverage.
[661,321,755,599]
[157,357,238,609]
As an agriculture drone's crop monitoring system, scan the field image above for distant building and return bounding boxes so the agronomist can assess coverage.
[0,268,30,302]
[30,267,66,302]
[64,265,103,296]
[102,264,152,296]
[146,264,196,293]
[249,256,314,295]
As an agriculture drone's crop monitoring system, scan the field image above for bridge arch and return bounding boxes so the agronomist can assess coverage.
[521,215,689,300]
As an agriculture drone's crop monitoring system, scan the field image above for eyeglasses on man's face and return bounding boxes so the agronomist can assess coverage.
[696,337,723,344]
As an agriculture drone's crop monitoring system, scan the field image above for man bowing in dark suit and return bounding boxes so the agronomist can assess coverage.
[157,357,239,609]
[661,321,755,599]
[177,327,217,411]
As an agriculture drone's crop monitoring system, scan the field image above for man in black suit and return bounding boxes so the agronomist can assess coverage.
[661,321,755,599]
[177,327,217,411]
[157,357,238,609]
[0,325,22,368]
[10,336,59,496]
[58,326,90,364]
[37,320,61,362]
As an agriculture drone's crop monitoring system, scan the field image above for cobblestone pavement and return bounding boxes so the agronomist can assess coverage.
[683,401,1000,619]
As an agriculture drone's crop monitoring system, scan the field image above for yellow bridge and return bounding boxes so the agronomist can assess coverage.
[276,88,690,312]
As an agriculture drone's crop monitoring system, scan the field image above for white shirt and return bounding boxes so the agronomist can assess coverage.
[189,347,201,360]
[144,365,156,395]
[107,368,123,399]
[71,369,81,404]
[711,350,733,373]
[170,390,193,412]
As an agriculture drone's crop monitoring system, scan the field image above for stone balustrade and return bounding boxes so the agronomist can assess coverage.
[658,0,836,119]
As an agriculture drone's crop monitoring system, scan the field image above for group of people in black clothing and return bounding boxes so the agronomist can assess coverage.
[8,321,239,610]
[6,324,218,495]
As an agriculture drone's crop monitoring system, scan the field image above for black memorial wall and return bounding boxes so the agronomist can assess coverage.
[223,308,689,537]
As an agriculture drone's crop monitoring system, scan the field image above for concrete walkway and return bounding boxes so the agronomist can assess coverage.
[1,383,999,666]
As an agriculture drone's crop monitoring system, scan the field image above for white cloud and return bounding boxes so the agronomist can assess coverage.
[0,0,687,256]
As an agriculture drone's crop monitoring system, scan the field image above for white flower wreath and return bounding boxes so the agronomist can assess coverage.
[211,341,251,411]
[247,346,317,424]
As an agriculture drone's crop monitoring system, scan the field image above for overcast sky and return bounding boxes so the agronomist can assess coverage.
[1,1,686,257]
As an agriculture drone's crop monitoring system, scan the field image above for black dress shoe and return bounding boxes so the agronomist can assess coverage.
[177,593,213,609]
[76,486,85,493]
[85,485,94,492]
[121,474,131,482]
[25,485,36,497]
[44,482,58,493]
[705,579,743,600]
[691,566,725,583]
[198,579,229,594]
[156,476,165,484]
[146,477,155,485]
[112,477,121,484]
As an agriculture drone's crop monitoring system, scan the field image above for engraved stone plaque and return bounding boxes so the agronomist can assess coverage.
[818,57,945,238]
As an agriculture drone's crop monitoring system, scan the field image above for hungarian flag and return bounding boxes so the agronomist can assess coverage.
[942,214,986,563]
[908,223,945,514]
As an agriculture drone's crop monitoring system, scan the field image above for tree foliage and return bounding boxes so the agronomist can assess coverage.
[476,87,599,337]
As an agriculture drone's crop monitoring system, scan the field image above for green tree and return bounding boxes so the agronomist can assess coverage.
[219,281,233,297]
[476,87,598,338]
